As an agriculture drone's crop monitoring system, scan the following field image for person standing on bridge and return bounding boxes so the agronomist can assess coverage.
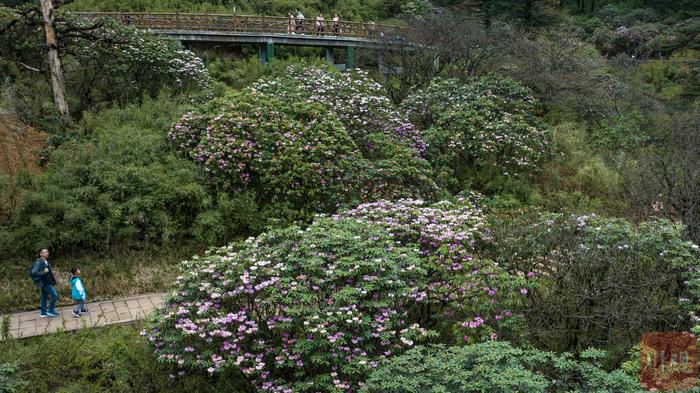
[288,12,296,34]
[316,13,325,35]
[296,10,305,34]
[367,20,377,38]
[332,13,340,35]
[29,248,59,318]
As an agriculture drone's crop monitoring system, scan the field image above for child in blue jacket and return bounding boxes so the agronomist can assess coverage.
[69,267,88,318]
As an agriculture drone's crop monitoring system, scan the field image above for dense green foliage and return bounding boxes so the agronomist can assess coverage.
[575,2,700,59]
[0,95,247,255]
[0,363,25,393]
[64,0,431,21]
[0,324,247,393]
[486,212,700,364]
[402,76,550,193]
[363,343,641,392]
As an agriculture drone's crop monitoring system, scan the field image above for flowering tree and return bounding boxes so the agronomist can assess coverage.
[145,199,532,391]
[66,18,210,105]
[0,9,211,117]
[169,92,360,223]
[251,66,426,156]
[170,70,439,226]
[401,76,550,192]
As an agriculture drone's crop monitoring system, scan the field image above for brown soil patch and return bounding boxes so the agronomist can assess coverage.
[0,115,47,176]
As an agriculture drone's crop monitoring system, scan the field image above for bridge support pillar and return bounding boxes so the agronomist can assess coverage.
[266,42,274,62]
[378,53,387,75]
[258,42,275,64]
[345,46,355,70]
[325,48,335,65]
[258,44,266,64]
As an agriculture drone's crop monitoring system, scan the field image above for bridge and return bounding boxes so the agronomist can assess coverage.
[72,12,411,68]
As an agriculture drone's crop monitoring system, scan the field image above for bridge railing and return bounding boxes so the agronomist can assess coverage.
[71,12,410,40]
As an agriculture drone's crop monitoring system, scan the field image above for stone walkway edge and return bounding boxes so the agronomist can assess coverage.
[1,292,167,339]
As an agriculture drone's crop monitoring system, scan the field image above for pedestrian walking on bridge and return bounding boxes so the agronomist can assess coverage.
[316,13,325,35]
[332,13,340,35]
[288,12,296,34]
[296,10,305,33]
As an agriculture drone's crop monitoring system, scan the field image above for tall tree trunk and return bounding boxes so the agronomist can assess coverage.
[40,0,69,118]
[560,0,564,8]
[590,0,595,12]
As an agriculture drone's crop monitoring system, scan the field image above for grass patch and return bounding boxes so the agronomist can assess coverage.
[0,251,181,314]
[0,323,249,393]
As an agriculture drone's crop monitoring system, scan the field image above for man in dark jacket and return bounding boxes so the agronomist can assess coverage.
[30,248,59,317]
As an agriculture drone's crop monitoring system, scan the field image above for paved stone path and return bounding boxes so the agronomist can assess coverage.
[2,293,166,339]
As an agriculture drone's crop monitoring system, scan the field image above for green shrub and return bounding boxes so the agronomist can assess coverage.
[0,324,248,393]
[65,0,418,21]
[207,56,329,91]
[0,363,26,393]
[589,111,648,151]
[485,212,700,364]
[402,76,550,193]
[4,95,242,255]
[363,342,642,393]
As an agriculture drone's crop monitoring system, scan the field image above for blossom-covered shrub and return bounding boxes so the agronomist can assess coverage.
[145,199,532,391]
[335,133,443,205]
[364,343,641,393]
[169,92,358,223]
[81,19,211,88]
[170,70,439,226]
[597,24,662,58]
[146,217,430,392]
[401,76,550,192]
[401,76,541,131]
[251,66,426,155]
[334,198,534,343]
[486,211,700,363]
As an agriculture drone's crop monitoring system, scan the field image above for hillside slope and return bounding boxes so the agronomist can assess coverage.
[0,115,46,176]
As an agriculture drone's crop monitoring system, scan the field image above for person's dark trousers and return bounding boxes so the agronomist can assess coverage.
[73,299,85,315]
[40,285,58,314]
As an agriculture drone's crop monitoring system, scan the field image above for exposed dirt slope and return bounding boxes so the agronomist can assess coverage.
[0,116,47,176]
